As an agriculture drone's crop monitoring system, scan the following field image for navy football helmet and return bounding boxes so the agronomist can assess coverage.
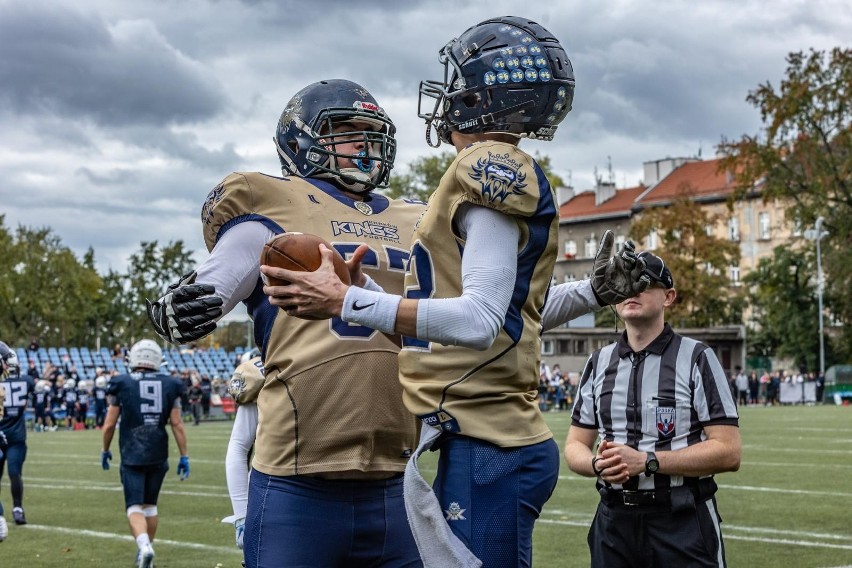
[0,341,18,379]
[275,79,396,194]
[418,16,575,146]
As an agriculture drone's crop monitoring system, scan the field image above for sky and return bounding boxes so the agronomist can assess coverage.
[1,0,849,283]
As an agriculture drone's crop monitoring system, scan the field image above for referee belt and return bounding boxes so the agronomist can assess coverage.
[598,478,717,508]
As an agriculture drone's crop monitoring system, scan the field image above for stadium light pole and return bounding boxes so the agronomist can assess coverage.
[806,217,829,378]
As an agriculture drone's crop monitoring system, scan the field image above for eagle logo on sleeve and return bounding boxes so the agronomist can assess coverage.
[468,151,527,204]
[202,182,226,226]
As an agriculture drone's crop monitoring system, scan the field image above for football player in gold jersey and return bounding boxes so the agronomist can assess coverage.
[262,17,649,568]
[147,79,428,567]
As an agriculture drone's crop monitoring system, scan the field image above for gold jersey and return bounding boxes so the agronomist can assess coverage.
[398,142,559,448]
[202,172,426,476]
[228,356,264,405]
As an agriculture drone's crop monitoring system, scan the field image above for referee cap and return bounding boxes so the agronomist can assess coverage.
[637,251,674,289]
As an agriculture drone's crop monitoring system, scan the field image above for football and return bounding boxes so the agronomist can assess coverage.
[260,232,351,287]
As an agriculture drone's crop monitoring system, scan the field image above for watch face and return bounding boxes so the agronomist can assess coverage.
[648,459,659,472]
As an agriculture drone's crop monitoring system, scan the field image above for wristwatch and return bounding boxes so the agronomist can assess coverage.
[644,451,659,476]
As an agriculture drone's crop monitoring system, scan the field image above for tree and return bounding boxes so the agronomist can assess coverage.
[386,150,566,201]
[629,195,744,328]
[0,217,102,346]
[718,47,852,359]
[743,246,823,370]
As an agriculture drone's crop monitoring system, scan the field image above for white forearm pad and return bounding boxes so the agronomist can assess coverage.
[541,280,602,332]
[342,286,402,334]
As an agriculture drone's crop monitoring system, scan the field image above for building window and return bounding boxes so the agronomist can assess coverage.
[576,339,586,353]
[564,273,576,283]
[564,239,577,259]
[728,217,739,241]
[615,234,626,251]
[541,340,554,356]
[583,272,592,280]
[558,340,570,355]
[705,224,714,237]
[647,230,658,250]
[730,265,740,284]
[759,212,771,240]
[584,236,597,258]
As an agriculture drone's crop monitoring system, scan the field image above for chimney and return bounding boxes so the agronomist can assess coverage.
[594,180,616,206]
[556,185,574,206]
[643,156,700,186]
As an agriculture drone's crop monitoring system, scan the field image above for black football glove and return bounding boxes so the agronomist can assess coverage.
[591,230,651,306]
[146,271,224,345]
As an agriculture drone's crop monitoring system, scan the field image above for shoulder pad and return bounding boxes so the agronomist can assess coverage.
[453,142,544,217]
[228,357,264,405]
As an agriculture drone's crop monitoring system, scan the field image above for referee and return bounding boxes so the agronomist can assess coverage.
[564,251,741,568]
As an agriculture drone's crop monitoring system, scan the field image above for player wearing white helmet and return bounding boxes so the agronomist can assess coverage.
[63,378,78,430]
[101,339,189,568]
[75,380,90,430]
[93,374,109,429]
[32,380,53,433]
[0,340,36,534]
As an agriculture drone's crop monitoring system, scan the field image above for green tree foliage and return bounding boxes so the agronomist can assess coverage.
[718,47,852,359]
[629,196,744,328]
[0,216,102,345]
[386,150,566,201]
[744,246,823,370]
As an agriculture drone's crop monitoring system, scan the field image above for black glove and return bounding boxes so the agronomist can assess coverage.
[591,230,651,306]
[146,271,224,345]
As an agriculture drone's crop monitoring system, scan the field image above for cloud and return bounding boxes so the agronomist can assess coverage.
[0,3,226,127]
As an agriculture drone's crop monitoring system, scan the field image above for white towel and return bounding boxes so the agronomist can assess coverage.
[403,425,483,568]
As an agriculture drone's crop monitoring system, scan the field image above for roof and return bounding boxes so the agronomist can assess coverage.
[559,185,645,221]
[637,158,733,206]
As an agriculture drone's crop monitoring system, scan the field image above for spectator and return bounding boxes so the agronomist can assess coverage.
[25,360,39,380]
[759,370,771,405]
[735,366,749,406]
[199,374,212,420]
[748,371,760,406]
[187,375,203,426]
[815,371,826,403]
[112,343,126,360]
[27,337,39,353]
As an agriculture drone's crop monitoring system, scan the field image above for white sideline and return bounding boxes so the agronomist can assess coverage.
[24,524,240,555]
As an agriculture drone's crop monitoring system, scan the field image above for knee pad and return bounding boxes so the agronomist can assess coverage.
[143,506,158,518]
[127,505,145,518]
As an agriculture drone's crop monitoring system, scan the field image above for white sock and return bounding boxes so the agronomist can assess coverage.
[136,534,151,550]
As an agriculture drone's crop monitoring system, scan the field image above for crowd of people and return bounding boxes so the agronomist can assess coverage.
[729,366,826,406]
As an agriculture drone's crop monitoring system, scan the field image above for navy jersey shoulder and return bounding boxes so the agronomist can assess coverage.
[0,375,36,444]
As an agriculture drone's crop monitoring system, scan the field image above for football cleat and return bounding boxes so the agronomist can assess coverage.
[0,515,7,542]
[12,507,26,525]
[137,543,155,568]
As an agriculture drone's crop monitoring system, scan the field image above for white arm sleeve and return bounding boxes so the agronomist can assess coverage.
[224,403,258,520]
[195,222,276,317]
[541,280,603,332]
[342,205,517,350]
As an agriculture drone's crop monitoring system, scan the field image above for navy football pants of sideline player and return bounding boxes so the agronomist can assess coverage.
[244,470,422,567]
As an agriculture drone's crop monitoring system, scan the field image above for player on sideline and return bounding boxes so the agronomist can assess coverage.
[101,339,189,568]
[0,341,35,536]
[261,16,649,568]
[221,350,263,550]
[146,79,429,567]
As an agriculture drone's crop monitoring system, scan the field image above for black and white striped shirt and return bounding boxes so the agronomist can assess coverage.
[571,323,739,490]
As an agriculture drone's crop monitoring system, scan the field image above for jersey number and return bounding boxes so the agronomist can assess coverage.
[401,242,434,349]
[329,243,411,339]
[139,381,163,414]
[3,381,28,407]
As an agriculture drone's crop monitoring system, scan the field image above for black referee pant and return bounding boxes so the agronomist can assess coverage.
[588,487,726,567]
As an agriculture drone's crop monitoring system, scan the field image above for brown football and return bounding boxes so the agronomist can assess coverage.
[260,232,351,287]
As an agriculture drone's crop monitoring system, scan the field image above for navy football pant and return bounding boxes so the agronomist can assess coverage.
[0,441,27,510]
[433,436,560,568]
[119,462,168,509]
[244,470,422,568]
[588,494,727,567]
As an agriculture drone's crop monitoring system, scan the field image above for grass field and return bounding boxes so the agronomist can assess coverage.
[1,405,851,567]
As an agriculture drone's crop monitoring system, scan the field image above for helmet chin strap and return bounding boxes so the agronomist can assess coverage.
[333,168,374,194]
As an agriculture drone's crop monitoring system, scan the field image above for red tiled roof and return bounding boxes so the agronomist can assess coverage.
[637,158,733,206]
[559,185,645,220]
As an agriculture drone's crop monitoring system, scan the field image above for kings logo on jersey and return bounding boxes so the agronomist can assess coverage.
[202,183,226,226]
[656,406,676,438]
[468,151,527,204]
